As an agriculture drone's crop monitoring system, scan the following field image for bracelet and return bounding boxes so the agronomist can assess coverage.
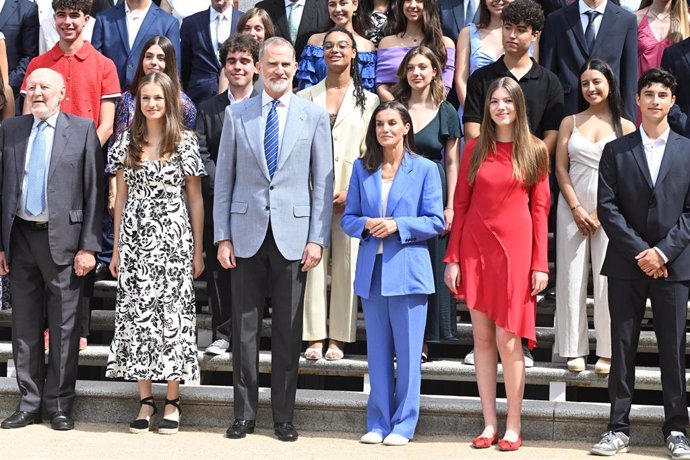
[570,204,581,211]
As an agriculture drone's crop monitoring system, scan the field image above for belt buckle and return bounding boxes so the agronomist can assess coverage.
[36,221,48,230]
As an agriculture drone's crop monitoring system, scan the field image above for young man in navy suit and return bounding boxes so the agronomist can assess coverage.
[593,68,690,458]
[1,0,39,97]
[180,0,242,106]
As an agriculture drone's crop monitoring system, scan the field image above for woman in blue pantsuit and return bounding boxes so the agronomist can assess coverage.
[341,101,444,446]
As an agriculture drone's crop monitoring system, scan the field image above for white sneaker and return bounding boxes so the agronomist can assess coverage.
[383,433,409,446]
[205,339,230,355]
[360,432,383,444]
[464,349,475,365]
[591,431,630,456]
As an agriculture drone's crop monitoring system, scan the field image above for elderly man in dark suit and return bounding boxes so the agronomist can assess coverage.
[0,0,39,96]
[0,68,103,431]
[593,68,690,458]
[196,33,260,356]
[181,0,242,106]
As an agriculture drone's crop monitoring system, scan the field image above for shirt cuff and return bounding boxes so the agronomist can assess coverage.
[654,247,669,264]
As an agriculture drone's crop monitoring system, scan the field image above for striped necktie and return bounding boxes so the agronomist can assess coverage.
[264,99,280,178]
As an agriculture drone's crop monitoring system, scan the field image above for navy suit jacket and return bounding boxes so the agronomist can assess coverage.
[540,1,637,120]
[0,0,39,92]
[598,130,690,281]
[340,154,445,299]
[181,7,241,106]
[537,0,620,17]
[92,2,180,91]
[439,0,479,43]
[661,39,690,114]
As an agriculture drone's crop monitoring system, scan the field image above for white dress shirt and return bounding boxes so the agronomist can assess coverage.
[168,0,210,23]
[209,6,233,62]
[261,90,291,159]
[228,87,253,104]
[639,125,671,262]
[579,0,607,39]
[30,0,52,22]
[17,112,59,222]
[125,0,153,50]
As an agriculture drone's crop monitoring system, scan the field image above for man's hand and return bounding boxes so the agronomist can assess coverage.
[333,190,347,214]
[635,248,666,277]
[217,240,236,269]
[366,217,398,238]
[73,250,96,277]
[0,251,9,276]
[301,242,323,272]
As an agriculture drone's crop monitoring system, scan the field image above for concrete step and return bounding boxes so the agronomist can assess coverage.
[0,341,682,393]
[0,376,676,444]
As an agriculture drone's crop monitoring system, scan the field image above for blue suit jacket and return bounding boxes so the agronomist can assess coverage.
[0,0,39,92]
[439,0,479,43]
[181,7,242,106]
[92,2,180,91]
[340,154,444,299]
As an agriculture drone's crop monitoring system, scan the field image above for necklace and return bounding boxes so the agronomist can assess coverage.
[403,31,423,43]
[649,7,671,22]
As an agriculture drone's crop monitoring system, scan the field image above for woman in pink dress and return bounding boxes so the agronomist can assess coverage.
[636,0,689,75]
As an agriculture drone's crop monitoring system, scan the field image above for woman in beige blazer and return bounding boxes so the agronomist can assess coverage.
[298,26,379,360]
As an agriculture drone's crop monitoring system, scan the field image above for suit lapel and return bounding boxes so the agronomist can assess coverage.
[13,116,34,187]
[655,131,680,187]
[386,154,414,216]
[270,1,290,41]
[566,3,588,56]
[0,0,17,31]
[278,96,307,170]
[363,167,381,218]
[630,132,654,190]
[201,9,218,64]
[333,83,356,130]
[297,0,317,41]
[48,113,70,182]
[214,91,230,127]
[680,41,690,78]
[114,3,131,54]
[241,97,271,181]
[591,5,618,55]
[130,6,159,57]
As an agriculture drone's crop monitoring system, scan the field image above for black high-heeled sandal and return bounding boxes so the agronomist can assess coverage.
[158,398,181,434]
[129,396,157,434]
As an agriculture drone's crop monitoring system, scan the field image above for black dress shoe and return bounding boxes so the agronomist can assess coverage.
[1,411,40,429]
[225,419,255,439]
[274,422,298,442]
[50,412,74,431]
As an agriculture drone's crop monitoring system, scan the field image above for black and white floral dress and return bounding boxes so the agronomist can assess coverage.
[106,129,205,383]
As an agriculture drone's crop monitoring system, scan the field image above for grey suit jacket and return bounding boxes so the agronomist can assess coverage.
[0,112,103,265]
[213,93,334,261]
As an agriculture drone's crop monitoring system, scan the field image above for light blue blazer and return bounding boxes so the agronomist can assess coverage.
[340,153,444,299]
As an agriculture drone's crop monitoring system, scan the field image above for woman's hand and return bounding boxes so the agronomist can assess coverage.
[572,205,598,236]
[443,208,454,235]
[109,251,119,278]
[366,217,398,238]
[444,263,461,295]
[531,270,549,296]
[192,251,205,279]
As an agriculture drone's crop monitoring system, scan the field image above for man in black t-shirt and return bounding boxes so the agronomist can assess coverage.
[463,0,563,156]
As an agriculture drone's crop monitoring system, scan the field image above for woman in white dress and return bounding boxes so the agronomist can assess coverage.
[554,59,636,374]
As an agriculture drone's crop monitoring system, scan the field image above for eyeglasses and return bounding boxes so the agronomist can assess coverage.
[324,41,352,51]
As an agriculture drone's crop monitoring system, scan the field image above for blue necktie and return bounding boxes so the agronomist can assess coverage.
[26,121,48,216]
[584,11,599,53]
[264,99,280,178]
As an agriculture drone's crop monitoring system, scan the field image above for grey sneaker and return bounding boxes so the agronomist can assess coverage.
[591,431,630,456]
[667,433,690,459]
[464,349,475,365]
[205,339,230,355]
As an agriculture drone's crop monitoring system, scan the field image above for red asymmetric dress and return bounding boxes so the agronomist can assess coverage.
[443,139,550,348]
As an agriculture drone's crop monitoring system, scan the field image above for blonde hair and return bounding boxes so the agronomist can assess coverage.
[639,0,690,43]
[469,77,549,186]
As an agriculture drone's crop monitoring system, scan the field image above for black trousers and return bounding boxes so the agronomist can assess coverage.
[607,276,689,439]
[204,224,232,342]
[231,228,306,423]
[10,219,83,414]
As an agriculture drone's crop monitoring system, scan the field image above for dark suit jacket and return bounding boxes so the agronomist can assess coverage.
[0,112,103,265]
[90,0,117,16]
[537,0,620,17]
[661,39,690,114]
[540,1,637,120]
[598,129,690,281]
[92,1,180,91]
[439,0,479,43]
[181,7,242,106]
[0,0,39,92]
[196,88,259,223]
[255,0,330,61]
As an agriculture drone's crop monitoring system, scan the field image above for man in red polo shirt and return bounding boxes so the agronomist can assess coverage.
[21,0,120,146]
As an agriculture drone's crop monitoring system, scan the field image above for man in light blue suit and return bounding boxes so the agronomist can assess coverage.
[214,36,333,443]
[91,0,180,91]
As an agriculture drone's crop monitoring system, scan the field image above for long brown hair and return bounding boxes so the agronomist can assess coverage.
[362,101,416,172]
[638,0,690,43]
[391,46,445,106]
[469,77,548,186]
[390,0,448,65]
[130,35,182,94]
[237,7,276,42]
[126,72,185,170]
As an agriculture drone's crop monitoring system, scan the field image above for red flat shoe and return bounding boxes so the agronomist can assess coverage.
[471,433,499,448]
[497,436,522,451]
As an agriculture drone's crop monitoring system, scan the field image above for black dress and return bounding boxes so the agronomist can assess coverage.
[413,100,462,342]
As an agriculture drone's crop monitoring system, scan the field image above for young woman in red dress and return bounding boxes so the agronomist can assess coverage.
[443,77,550,451]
